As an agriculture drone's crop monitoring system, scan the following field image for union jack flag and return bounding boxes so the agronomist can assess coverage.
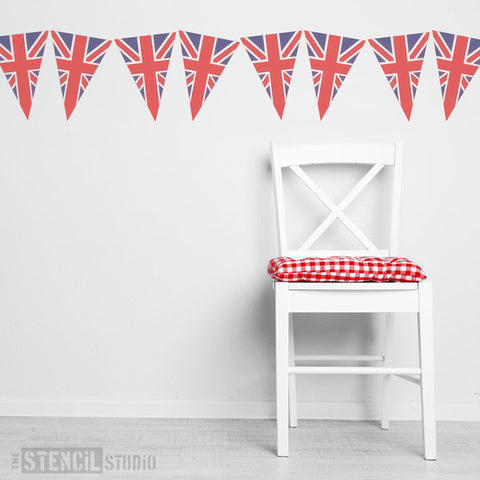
[115,33,176,120]
[51,31,112,120]
[0,31,48,119]
[179,31,239,120]
[304,31,364,119]
[241,31,302,118]
[369,33,429,120]
[433,31,480,120]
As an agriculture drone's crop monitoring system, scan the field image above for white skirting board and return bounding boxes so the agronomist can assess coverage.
[0,400,479,420]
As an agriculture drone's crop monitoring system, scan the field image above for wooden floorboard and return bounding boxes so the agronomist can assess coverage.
[0,418,479,479]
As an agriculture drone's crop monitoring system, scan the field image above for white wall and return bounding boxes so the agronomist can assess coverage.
[0,0,479,420]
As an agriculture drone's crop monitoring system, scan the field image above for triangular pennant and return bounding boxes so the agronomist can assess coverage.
[432,30,480,120]
[0,31,48,118]
[51,31,112,120]
[179,31,239,120]
[115,32,176,120]
[369,32,429,120]
[241,31,302,118]
[304,31,365,119]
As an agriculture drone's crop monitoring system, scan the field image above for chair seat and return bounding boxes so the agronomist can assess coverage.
[268,256,426,283]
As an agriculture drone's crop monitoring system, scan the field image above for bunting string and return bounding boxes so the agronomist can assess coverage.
[0,30,478,120]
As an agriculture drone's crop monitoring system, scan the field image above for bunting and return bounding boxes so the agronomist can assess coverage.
[51,31,111,119]
[0,31,48,118]
[241,31,302,118]
[179,31,239,120]
[432,30,480,120]
[305,31,364,119]
[369,33,429,120]
[115,33,176,119]
[1,29,480,122]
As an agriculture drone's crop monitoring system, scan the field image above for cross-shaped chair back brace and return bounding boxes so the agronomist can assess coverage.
[270,142,402,259]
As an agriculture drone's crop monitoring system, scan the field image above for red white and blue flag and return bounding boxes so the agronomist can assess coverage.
[369,32,429,120]
[432,31,480,120]
[0,31,48,118]
[51,31,112,120]
[115,33,176,120]
[304,31,364,119]
[241,31,302,118]
[179,31,239,120]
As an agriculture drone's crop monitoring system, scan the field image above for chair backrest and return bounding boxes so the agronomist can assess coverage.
[271,142,402,258]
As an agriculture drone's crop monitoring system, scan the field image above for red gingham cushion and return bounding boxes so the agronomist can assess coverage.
[268,256,426,282]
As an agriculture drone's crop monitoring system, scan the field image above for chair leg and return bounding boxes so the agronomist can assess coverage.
[275,283,289,456]
[288,314,298,428]
[418,281,437,460]
[381,313,394,430]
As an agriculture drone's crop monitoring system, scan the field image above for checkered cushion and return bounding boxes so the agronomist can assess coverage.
[268,256,426,282]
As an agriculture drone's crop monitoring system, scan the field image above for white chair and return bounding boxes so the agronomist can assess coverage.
[270,142,436,459]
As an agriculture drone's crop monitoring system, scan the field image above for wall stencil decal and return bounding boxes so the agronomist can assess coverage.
[241,31,302,119]
[0,31,48,118]
[51,31,112,119]
[432,30,480,120]
[115,33,176,120]
[304,31,364,119]
[3,28,480,122]
[369,32,429,120]
[179,31,239,120]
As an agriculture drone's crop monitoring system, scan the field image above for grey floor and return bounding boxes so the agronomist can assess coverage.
[1,418,479,479]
